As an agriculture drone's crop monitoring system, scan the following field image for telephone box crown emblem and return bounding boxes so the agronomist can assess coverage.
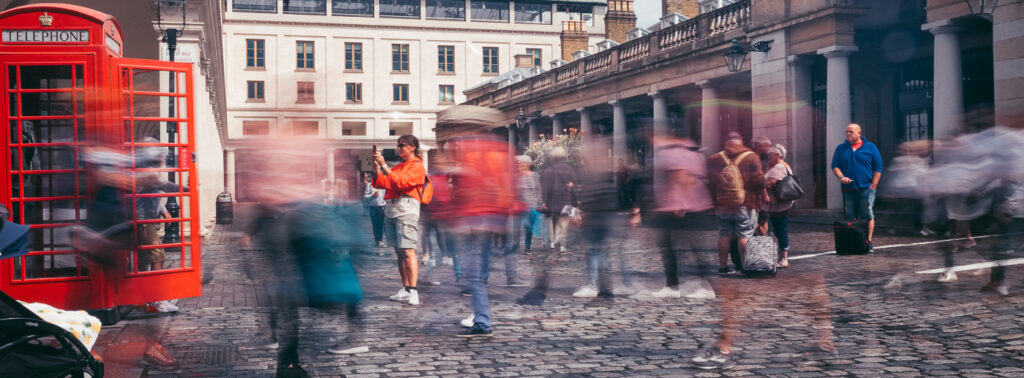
[39,12,53,27]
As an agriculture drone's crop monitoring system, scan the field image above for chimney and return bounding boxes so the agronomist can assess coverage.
[514,53,535,68]
[604,0,637,44]
[662,0,698,19]
[560,20,589,61]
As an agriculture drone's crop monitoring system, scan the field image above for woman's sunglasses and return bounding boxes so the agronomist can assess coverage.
[397,143,408,148]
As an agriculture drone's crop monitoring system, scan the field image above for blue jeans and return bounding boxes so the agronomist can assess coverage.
[456,231,494,331]
[582,213,632,290]
[768,210,790,251]
[842,188,876,220]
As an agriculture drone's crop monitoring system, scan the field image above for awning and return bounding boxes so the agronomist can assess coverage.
[435,105,508,141]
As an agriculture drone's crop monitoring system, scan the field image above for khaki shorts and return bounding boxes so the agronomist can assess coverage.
[137,223,166,268]
[385,213,420,250]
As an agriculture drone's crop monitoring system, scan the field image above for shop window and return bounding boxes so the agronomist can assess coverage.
[342,121,367,136]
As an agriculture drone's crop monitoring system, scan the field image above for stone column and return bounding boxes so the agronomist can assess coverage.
[225,148,236,201]
[924,20,963,140]
[697,80,720,153]
[650,91,669,138]
[508,125,518,157]
[788,55,815,209]
[993,2,1024,127]
[610,100,627,162]
[578,107,593,138]
[817,45,858,210]
[551,114,563,137]
[528,119,538,144]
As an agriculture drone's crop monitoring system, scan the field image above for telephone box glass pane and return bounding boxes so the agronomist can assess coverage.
[20,92,75,116]
[20,65,72,89]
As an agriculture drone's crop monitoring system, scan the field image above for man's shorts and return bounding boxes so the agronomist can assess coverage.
[842,188,876,220]
[386,213,421,250]
[716,207,757,239]
[137,223,166,268]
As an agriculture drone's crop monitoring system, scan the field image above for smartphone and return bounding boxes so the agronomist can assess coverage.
[372,144,377,155]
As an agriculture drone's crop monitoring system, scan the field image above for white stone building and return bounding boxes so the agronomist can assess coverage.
[222,0,607,201]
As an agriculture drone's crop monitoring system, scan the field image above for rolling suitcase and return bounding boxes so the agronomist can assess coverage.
[834,220,870,255]
[743,221,778,277]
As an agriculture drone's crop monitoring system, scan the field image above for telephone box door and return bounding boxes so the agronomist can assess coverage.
[111,58,201,305]
[0,56,94,309]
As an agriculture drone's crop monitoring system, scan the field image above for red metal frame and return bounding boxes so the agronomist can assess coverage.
[0,4,201,310]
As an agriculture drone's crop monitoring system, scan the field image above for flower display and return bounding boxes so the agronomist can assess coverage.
[524,128,583,171]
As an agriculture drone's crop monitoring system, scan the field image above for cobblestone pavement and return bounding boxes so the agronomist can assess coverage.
[93,212,1024,377]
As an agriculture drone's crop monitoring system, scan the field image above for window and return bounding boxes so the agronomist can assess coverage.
[243,120,271,135]
[390,122,413,136]
[234,0,276,12]
[515,2,551,24]
[392,44,410,72]
[346,83,363,103]
[345,43,362,71]
[296,41,314,70]
[332,0,373,15]
[559,4,593,26]
[438,45,455,73]
[293,121,319,136]
[380,0,420,17]
[284,0,327,14]
[342,121,367,136]
[246,39,265,68]
[427,0,466,19]
[297,81,314,103]
[393,84,409,103]
[439,85,455,104]
[482,47,499,74]
[471,0,509,21]
[526,48,542,68]
[246,81,264,101]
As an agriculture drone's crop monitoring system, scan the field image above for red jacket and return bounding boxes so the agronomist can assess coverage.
[372,157,428,203]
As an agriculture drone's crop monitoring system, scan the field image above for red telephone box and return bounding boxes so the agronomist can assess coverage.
[0,4,201,315]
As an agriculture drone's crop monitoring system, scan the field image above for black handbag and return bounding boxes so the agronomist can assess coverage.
[774,168,805,202]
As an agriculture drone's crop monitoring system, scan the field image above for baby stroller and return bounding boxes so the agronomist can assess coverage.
[0,290,104,377]
[0,205,104,377]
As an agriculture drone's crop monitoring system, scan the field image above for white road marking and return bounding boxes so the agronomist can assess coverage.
[915,258,1024,274]
[789,233,1020,261]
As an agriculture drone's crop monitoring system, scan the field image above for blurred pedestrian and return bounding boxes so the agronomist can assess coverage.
[615,158,631,209]
[133,139,184,313]
[513,155,543,256]
[540,147,576,252]
[831,123,883,251]
[708,138,765,275]
[363,175,387,248]
[763,144,795,268]
[752,136,772,236]
[372,135,431,306]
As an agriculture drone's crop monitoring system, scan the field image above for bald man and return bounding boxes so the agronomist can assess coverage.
[831,123,883,251]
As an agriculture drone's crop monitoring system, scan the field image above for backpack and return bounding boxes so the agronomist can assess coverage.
[717,151,752,207]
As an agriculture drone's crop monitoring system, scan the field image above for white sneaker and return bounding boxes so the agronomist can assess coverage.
[559,246,567,252]
[937,271,958,283]
[408,289,420,305]
[572,285,599,298]
[996,284,1009,296]
[684,288,716,299]
[152,300,179,313]
[651,286,681,298]
[612,285,637,296]
[389,288,410,301]
[460,314,475,328]
[327,344,369,355]
[442,257,454,266]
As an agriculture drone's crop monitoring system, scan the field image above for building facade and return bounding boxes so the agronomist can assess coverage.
[222,0,608,201]
[444,0,1024,218]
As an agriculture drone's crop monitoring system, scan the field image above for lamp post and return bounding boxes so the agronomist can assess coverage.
[723,38,773,73]
[155,0,186,246]
[964,0,999,20]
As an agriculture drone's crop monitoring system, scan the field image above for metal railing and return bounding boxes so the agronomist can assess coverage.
[469,0,751,106]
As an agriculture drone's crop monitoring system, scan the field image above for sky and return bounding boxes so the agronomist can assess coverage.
[634,0,662,30]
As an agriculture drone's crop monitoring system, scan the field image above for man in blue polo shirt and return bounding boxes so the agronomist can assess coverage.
[831,123,883,251]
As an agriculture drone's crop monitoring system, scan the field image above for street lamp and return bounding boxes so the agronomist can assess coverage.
[516,108,527,129]
[964,0,999,20]
[155,0,186,246]
[723,38,773,73]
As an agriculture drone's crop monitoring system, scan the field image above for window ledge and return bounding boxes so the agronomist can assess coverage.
[345,100,363,104]
[437,71,456,76]
[246,99,266,103]
[344,69,364,73]
[438,102,455,105]
[295,68,316,72]
[392,101,410,105]
[481,72,499,77]
[244,67,267,71]
[391,70,411,74]
[296,100,315,104]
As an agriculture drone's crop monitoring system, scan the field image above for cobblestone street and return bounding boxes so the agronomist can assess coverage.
[93,214,1024,377]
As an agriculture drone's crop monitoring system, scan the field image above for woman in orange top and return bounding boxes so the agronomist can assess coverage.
[372,135,428,306]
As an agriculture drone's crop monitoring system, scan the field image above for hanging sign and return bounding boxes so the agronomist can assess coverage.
[2,29,89,43]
